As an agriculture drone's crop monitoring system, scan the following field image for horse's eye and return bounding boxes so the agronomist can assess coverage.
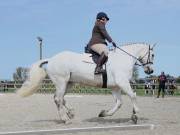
[152,54,154,57]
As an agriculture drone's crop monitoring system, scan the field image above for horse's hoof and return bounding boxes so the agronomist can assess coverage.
[131,114,138,124]
[98,110,106,117]
[64,120,72,125]
[68,112,74,119]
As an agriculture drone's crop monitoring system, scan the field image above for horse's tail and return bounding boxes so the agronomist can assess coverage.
[16,59,49,97]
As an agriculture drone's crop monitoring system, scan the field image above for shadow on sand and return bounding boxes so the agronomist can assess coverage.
[31,117,149,125]
[32,119,66,124]
[84,117,149,124]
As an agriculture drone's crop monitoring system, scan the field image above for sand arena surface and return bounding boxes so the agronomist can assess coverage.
[0,93,180,135]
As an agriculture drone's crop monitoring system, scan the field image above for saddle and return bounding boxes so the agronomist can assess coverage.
[84,46,107,88]
[84,46,100,64]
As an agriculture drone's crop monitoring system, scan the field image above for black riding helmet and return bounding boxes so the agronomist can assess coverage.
[96,12,109,21]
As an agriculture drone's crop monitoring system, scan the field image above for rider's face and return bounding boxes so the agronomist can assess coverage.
[100,17,108,24]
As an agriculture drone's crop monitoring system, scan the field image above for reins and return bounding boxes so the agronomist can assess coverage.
[114,45,151,67]
[115,46,139,61]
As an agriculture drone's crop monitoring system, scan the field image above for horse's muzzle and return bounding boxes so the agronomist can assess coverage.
[144,69,154,75]
[144,66,153,75]
[145,69,153,75]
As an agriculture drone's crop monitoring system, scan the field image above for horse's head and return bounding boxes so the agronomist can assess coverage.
[138,44,155,75]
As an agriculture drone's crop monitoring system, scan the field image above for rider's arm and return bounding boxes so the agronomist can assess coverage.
[98,23,113,43]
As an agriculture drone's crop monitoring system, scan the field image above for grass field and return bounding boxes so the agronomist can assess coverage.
[1,85,180,96]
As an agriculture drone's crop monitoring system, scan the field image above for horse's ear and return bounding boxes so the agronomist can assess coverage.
[151,43,157,50]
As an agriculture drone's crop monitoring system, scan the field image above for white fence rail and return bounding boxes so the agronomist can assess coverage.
[0,81,179,92]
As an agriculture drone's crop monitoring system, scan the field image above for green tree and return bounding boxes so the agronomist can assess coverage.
[132,66,139,80]
[176,76,180,83]
[13,67,29,82]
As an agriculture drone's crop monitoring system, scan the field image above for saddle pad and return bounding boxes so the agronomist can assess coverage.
[82,53,95,64]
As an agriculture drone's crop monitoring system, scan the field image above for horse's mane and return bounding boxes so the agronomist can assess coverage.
[121,42,150,47]
[109,42,150,54]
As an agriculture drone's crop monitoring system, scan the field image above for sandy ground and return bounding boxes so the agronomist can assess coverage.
[0,93,180,135]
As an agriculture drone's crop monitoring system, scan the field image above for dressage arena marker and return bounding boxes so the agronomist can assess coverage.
[0,124,155,135]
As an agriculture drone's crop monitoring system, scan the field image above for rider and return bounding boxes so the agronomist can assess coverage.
[88,12,117,74]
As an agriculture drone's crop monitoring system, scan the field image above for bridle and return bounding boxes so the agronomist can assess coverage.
[137,45,153,66]
[115,45,153,67]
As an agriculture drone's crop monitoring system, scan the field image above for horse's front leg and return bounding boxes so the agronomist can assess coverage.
[99,88,122,117]
[119,80,139,124]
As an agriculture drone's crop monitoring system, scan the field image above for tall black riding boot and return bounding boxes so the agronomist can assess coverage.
[94,52,108,74]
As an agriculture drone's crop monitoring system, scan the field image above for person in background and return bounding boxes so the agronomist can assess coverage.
[157,71,167,98]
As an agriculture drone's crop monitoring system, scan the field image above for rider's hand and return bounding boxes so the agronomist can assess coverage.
[112,42,117,48]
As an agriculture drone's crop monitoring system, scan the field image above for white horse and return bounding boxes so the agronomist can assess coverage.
[17,43,155,124]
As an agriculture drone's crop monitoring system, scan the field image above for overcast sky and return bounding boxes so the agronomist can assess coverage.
[0,0,180,80]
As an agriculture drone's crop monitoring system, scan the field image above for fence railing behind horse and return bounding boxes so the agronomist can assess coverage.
[0,81,180,95]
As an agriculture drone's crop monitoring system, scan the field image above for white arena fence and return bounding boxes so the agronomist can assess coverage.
[0,80,179,95]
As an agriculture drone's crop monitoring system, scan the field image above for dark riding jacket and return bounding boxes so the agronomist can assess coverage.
[88,21,113,47]
[158,74,167,86]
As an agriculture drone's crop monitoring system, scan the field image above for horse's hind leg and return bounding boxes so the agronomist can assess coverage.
[63,82,74,119]
[51,76,71,123]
